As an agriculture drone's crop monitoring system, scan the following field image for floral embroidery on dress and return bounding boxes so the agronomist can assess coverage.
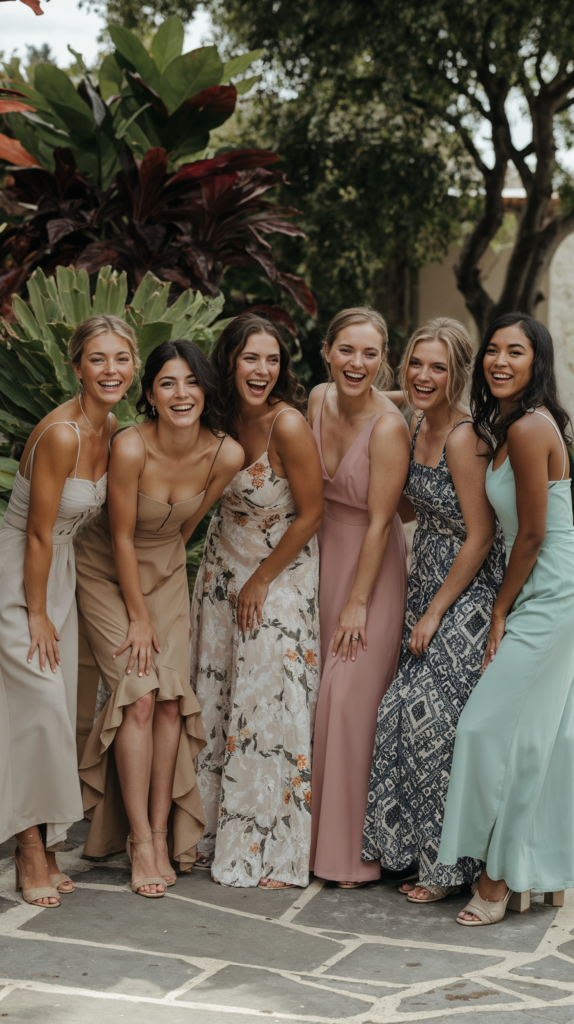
[190,450,320,887]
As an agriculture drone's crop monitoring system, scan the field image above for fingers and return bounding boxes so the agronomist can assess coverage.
[349,633,359,663]
[126,644,138,676]
[46,640,59,674]
[39,639,46,673]
[340,632,351,663]
[27,639,37,665]
[331,627,343,657]
[153,633,161,653]
[113,639,131,659]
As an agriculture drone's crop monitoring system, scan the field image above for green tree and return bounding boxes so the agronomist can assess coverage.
[209,0,574,337]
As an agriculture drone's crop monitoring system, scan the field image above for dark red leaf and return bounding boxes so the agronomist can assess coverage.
[246,305,297,336]
[0,132,40,167]
[275,272,317,316]
[0,100,36,114]
[46,218,84,244]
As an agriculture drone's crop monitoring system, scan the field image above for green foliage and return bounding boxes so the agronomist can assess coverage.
[0,264,229,446]
[1,17,263,185]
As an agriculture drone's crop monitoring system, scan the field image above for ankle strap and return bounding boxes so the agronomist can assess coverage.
[16,838,43,849]
[151,829,168,835]
[127,835,153,845]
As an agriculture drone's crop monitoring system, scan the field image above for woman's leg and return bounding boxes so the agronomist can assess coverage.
[14,825,59,906]
[115,692,164,895]
[149,698,181,880]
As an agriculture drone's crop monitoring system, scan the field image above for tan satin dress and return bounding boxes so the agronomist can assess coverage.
[75,431,207,870]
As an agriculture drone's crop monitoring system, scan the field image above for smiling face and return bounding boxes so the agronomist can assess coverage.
[235,331,281,407]
[406,339,449,411]
[75,332,134,407]
[147,357,205,427]
[483,324,534,404]
[325,323,384,397]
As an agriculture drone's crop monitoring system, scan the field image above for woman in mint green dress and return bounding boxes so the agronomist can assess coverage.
[438,312,574,927]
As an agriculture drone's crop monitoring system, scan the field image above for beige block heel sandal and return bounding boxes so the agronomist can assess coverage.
[126,836,166,898]
[14,839,61,908]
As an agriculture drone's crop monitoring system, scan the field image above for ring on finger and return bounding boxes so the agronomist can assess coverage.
[350,634,360,640]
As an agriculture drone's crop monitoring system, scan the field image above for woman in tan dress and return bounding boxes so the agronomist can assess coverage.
[75,340,243,898]
[191,313,323,889]
[0,314,137,906]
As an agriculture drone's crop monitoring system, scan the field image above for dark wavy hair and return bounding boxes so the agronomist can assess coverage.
[471,312,572,452]
[136,339,224,435]
[210,313,306,440]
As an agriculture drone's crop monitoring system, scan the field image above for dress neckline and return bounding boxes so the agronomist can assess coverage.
[318,408,382,483]
[138,489,206,509]
[17,470,108,487]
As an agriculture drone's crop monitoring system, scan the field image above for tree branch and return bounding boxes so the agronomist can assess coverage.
[556,94,574,113]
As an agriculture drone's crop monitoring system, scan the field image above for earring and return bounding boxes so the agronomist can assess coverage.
[150,403,157,418]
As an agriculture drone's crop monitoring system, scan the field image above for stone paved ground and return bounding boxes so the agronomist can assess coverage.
[1,822,574,1024]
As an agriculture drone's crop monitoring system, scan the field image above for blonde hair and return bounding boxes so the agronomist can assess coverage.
[323,306,393,389]
[68,314,140,375]
[399,317,473,409]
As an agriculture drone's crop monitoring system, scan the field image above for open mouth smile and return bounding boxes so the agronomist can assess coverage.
[98,380,123,393]
[491,373,513,382]
[414,384,435,395]
[171,404,194,414]
[343,371,366,385]
[246,380,268,397]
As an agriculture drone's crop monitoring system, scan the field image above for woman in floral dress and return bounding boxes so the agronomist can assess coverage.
[190,313,323,889]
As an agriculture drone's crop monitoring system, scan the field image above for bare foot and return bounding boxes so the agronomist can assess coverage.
[15,832,59,906]
[408,885,434,901]
[152,831,176,884]
[129,838,165,896]
[45,851,74,893]
[399,880,418,894]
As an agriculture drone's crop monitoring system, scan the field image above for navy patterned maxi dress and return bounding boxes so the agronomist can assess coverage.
[361,417,506,887]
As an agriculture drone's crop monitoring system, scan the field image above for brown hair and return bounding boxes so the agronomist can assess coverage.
[399,317,473,409]
[322,306,393,389]
[210,313,306,440]
[68,314,140,377]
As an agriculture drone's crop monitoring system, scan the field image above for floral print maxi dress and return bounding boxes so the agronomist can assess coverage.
[190,440,320,888]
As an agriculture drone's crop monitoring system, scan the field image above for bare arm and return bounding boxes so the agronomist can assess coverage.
[236,410,324,633]
[483,417,550,668]
[24,425,78,672]
[107,431,160,678]
[179,437,244,545]
[408,424,497,658]
[332,413,410,663]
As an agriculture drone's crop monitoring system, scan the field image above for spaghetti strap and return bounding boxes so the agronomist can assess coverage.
[113,424,147,470]
[204,435,226,489]
[266,407,298,450]
[23,421,80,481]
[411,413,424,453]
[446,419,472,439]
[531,409,568,480]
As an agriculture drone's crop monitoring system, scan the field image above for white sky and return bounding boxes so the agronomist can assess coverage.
[0,0,213,66]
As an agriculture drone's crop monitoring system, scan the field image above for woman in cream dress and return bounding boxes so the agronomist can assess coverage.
[191,312,323,889]
[76,340,242,897]
[0,314,137,906]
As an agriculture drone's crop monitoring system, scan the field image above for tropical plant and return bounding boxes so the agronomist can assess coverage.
[0,262,229,446]
[0,17,261,185]
[0,145,314,318]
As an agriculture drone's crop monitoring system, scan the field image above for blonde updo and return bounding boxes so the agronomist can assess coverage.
[323,306,393,389]
[68,314,140,376]
[399,317,473,409]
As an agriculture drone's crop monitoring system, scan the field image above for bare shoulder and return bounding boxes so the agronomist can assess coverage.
[34,420,80,461]
[307,383,328,424]
[110,425,146,464]
[445,420,480,456]
[215,435,244,475]
[507,413,547,449]
[272,406,311,442]
[371,409,410,444]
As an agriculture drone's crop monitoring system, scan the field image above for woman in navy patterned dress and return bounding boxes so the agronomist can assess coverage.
[362,318,505,902]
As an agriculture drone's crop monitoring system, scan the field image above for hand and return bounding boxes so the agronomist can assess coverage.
[237,572,269,633]
[408,608,442,658]
[331,600,367,663]
[113,618,161,677]
[27,612,61,673]
[481,612,506,671]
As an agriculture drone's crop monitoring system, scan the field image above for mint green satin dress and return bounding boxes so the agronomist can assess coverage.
[438,411,574,893]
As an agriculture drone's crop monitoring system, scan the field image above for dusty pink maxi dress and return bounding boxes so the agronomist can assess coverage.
[310,402,407,883]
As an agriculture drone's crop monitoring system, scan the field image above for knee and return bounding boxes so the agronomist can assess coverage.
[125,691,155,727]
[156,698,181,723]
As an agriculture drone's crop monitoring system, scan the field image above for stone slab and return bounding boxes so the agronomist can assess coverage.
[515,956,574,984]
[0,935,199,996]
[325,941,503,985]
[398,977,519,1013]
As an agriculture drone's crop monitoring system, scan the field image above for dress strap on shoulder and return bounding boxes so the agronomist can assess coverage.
[205,435,226,489]
[411,412,424,451]
[23,420,80,481]
[446,419,473,439]
[113,424,147,469]
[107,413,113,453]
[266,407,298,450]
[530,409,568,480]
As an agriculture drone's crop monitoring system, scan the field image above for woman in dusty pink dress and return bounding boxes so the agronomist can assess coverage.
[307,307,410,887]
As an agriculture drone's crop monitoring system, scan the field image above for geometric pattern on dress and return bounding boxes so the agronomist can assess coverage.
[362,417,506,887]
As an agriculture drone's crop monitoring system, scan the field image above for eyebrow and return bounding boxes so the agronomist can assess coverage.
[88,349,131,357]
[158,373,197,382]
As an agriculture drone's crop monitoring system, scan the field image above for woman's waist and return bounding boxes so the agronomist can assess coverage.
[218,502,296,525]
[323,497,369,526]
[1,508,79,545]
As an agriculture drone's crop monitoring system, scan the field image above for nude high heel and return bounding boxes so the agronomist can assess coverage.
[457,887,512,926]
[126,836,166,898]
[14,839,61,908]
[49,871,75,894]
[151,828,176,887]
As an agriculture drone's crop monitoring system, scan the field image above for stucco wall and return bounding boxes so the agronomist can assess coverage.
[549,233,574,421]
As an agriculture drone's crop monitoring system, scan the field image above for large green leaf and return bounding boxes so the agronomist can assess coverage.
[110,25,161,94]
[98,54,124,103]
[56,266,92,326]
[159,47,223,114]
[221,49,264,84]
[0,457,19,491]
[42,327,78,394]
[131,274,171,321]
[12,296,43,341]
[27,268,63,328]
[236,75,261,96]
[93,268,128,316]
[151,16,184,75]
[136,320,173,366]
[34,64,94,134]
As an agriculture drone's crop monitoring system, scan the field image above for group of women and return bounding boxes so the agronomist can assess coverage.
[1,302,573,929]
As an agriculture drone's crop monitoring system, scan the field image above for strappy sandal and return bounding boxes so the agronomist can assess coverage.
[258,879,296,889]
[14,839,60,908]
[398,872,419,894]
[407,883,461,903]
[457,887,512,926]
[151,829,176,887]
[126,836,166,898]
[50,871,75,894]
